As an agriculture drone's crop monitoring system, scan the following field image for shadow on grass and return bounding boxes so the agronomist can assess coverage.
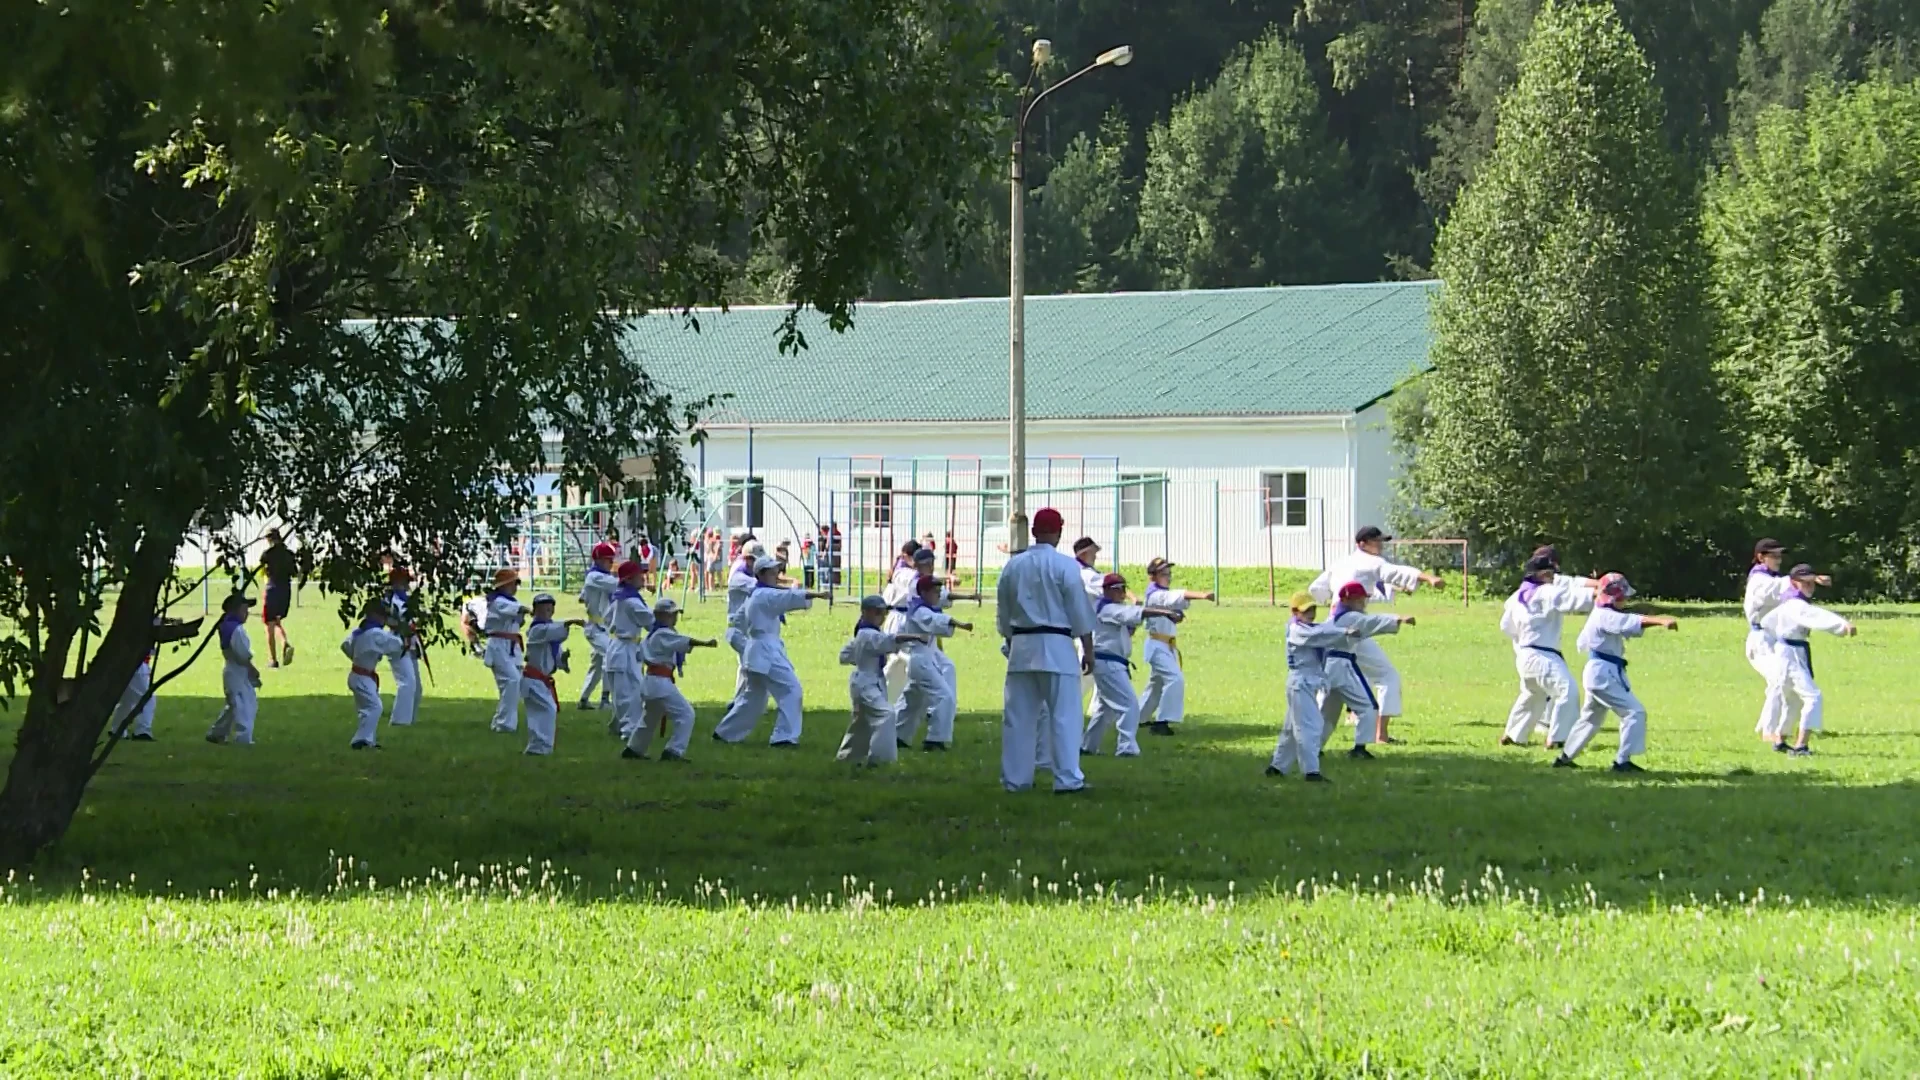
[6,696,1918,908]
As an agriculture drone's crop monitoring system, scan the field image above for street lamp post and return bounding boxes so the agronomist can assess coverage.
[1008,42,1133,554]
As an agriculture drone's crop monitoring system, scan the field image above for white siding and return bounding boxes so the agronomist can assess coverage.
[684,416,1372,572]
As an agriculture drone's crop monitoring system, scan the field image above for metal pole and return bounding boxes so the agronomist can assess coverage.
[1008,131,1029,554]
[746,425,755,531]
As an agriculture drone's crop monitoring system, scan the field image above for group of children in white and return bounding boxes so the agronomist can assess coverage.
[144,513,1858,780]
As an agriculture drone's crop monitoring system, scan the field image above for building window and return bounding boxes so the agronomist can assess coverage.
[1119,472,1165,529]
[981,474,1009,526]
[1262,471,1308,528]
[724,477,765,531]
[852,475,894,528]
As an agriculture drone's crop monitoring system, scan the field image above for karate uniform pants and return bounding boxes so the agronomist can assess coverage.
[348,672,386,745]
[579,625,613,706]
[626,676,695,757]
[1746,627,1788,738]
[884,652,911,708]
[1139,639,1185,724]
[893,651,956,746]
[1081,660,1142,757]
[522,676,559,755]
[1319,660,1378,750]
[485,640,523,732]
[206,668,258,745]
[1775,642,1824,734]
[714,660,804,744]
[724,627,752,709]
[604,648,643,739]
[1564,661,1646,762]
[1002,670,1085,792]
[838,675,898,765]
[389,652,422,726]
[113,662,156,738]
[1269,676,1327,775]
[1352,638,1402,717]
[1502,648,1577,745]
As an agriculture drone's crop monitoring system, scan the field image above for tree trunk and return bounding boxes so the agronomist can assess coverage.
[0,530,181,869]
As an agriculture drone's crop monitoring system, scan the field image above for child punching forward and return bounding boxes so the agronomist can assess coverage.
[1082,572,1184,758]
[1267,592,1361,781]
[341,596,407,750]
[1760,563,1858,757]
[1554,574,1677,774]
[1320,582,1417,761]
[621,596,718,762]
[837,595,926,767]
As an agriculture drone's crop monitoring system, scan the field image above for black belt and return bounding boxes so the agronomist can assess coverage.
[1011,626,1071,637]
[1591,652,1628,670]
[1525,645,1563,658]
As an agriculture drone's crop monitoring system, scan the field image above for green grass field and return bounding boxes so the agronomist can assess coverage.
[4,587,1919,1076]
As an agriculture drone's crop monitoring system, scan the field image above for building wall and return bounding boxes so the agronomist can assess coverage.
[681,415,1390,573]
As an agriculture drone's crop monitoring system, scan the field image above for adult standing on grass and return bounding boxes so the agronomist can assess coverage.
[996,507,1096,795]
[382,567,424,728]
[205,593,263,745]
[1760,564,1857,757]
[257,528,299,668]
[1308,527,1443,744]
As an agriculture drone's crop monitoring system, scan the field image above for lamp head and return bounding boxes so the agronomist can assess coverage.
[1096,45,1134,68]
[1031,39,1053,67]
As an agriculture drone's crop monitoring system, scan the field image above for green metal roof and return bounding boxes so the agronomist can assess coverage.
[622,280,1437,424]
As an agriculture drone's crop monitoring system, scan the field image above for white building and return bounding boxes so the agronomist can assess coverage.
[624,281,1436,574]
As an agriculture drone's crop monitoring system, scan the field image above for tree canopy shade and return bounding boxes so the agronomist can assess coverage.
[1709,78,1920,596]
[1407,1,1724,583]
[0,0,998,865]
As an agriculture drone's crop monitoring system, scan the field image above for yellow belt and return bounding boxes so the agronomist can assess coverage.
[1149,632,1182,665]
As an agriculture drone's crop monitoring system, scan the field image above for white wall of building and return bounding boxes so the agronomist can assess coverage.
[680,411,1403,572]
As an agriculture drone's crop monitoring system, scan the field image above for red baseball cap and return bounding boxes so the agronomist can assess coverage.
[1101,572,1126,590]
[1337,581,1368,601]
[1032,507,1064,533]
[591,542,618,561]
[616,560,643,581]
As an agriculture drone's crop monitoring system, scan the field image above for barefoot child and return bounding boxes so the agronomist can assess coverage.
[1555,574,1678,773]
[622,597,718,761]
[1267,592,1360,781]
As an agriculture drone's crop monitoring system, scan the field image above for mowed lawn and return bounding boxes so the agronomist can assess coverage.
[4,586,1920,1076]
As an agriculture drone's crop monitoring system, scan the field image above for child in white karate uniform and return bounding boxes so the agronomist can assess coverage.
[112,639,159,742]
[205,594,263,745]
[482,569,529,733]
[837,595,924,766]
[622,597,717,761]
[1555,574,1678,773]
[714,556,831,746]
[1498,554,1598,749]
[1760,564,1858,756]
[604,560,654,739]
[576,541,621,711]
[1082,573,1182,758]
[894,574,973,750]
[1139,557,1215,737]
[1320,582,1415,760]
[522,593,584,756]
[882,545,932,705]
[1268,592,1360,781]
[341,598,407,750]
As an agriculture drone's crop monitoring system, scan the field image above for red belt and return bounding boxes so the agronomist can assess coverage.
[644,663,677,681]
[522,665,555,693]
[351,665,380,687]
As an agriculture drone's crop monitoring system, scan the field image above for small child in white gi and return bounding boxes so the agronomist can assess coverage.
[576,541,621,711]
[882,544,931,706]
[719,540,766,719]
[1498,553,1598,750]
[1554,574,1678,773]
[340,597,406,750]
[112,633,159,742]
[522,592,585,756]
[894,573,973,751]
[714,555,831,746]
[1267,591,1361,781]
[1139,557,1216,737]
[1082,572,1184,758]
[836,595,925,766]
[605,560,654,739]
[381,568,425,728]
[205,593,263,745]
[622,597,717,761]
[1320,582,1415,760]
[482,569,529,733]
[1760,563,1858,756]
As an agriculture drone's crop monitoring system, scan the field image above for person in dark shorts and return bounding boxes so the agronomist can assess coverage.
[258,528,299,668]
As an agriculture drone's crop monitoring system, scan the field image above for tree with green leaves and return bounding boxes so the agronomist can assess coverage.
[1135,30,1374,289]
[1408,1,1724,579]
[1028,110,1141,294]
[0,0,996,866]
[1731,0,1920,144]
[1709,78,1920,595]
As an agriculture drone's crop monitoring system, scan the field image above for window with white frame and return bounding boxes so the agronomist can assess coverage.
[1119,472,1166,529]
[1261,471,1309,528]
[981,474,1009,527]
[852,475,894,528]
[724,476,765,530]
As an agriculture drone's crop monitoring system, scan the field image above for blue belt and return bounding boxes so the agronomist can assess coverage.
[1094,650,1133,669]
[1784,639,1813,677]
[1012,626,1071,637]
[1326,650,1378,711]
[1591,650,1631,690]
[1526,645,1563,659]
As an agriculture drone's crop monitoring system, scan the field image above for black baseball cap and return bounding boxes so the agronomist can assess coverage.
[1755,538,1787,556]
[1523,555,1557,577]
[1072,537,1100,554]
[1788,563,1818,579]
[1355,526,1391,545]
